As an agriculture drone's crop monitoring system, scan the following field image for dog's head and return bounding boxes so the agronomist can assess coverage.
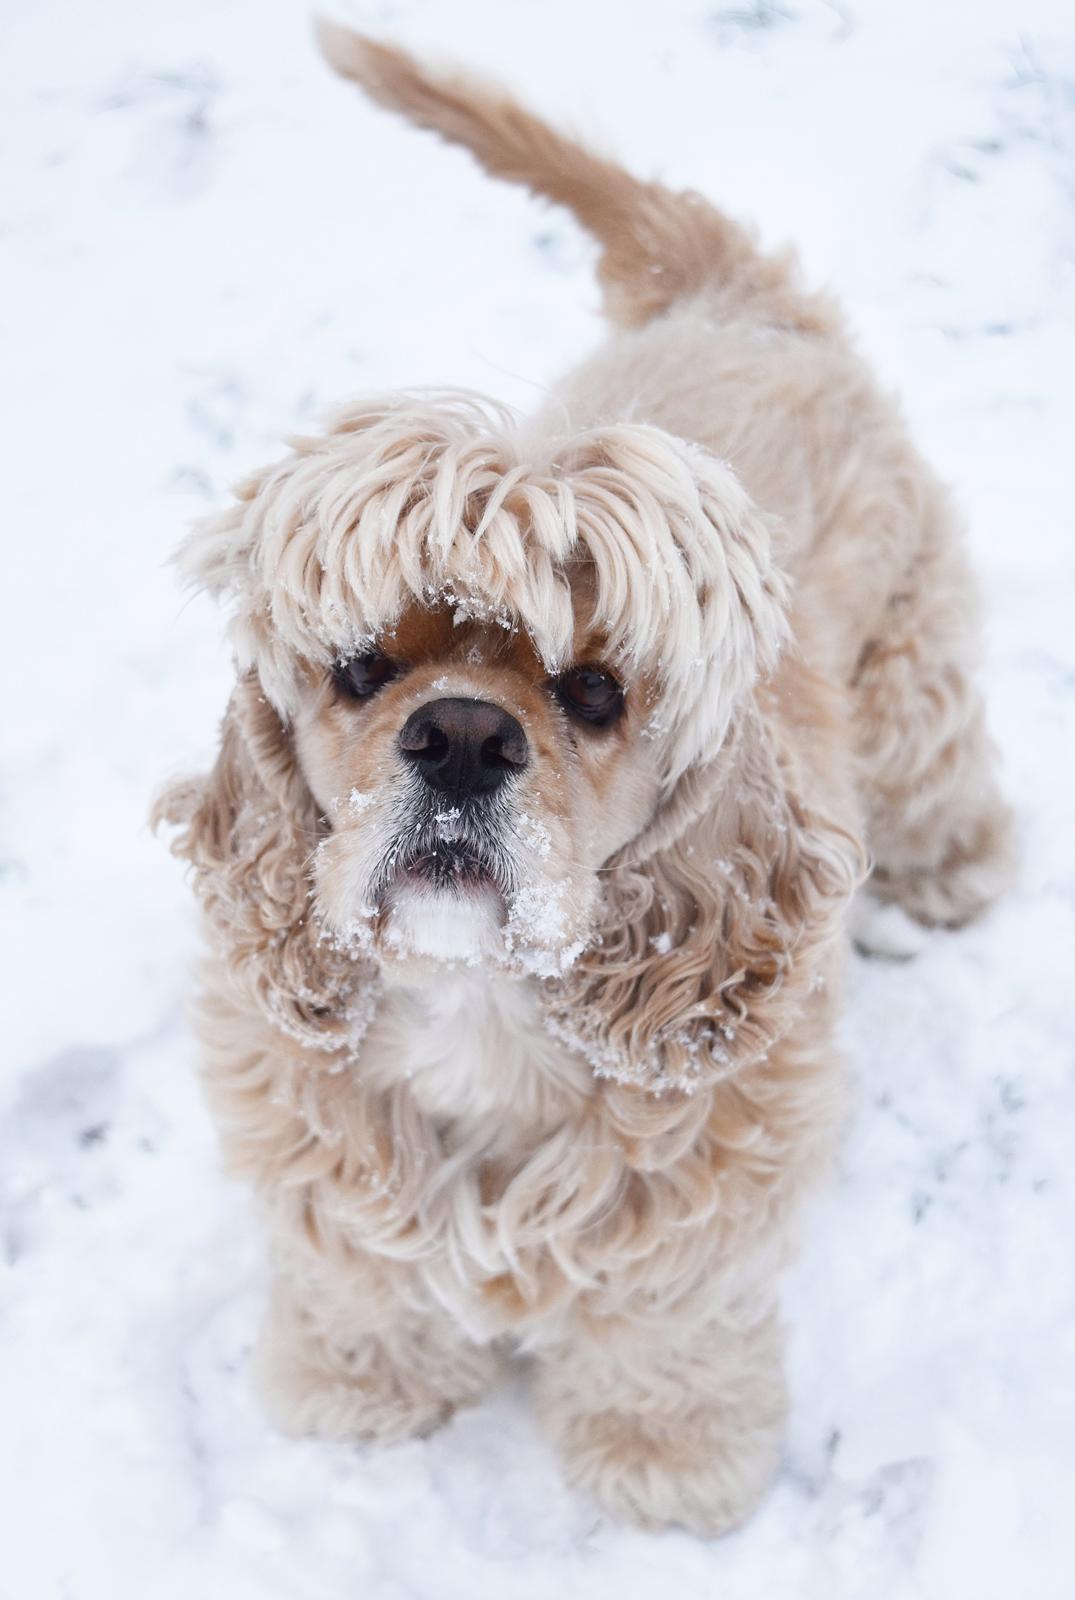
[161,394,859,1090]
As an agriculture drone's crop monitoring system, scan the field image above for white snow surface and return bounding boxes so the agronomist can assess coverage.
[2,1,1074,1595]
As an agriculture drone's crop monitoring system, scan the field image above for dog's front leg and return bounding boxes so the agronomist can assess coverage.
[251,1237,498,1445]
[532,1294,787,1536]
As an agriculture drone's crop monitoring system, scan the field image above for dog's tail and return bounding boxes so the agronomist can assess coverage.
[314,21,827,332]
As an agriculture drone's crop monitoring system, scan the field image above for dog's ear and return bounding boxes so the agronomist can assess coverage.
[548,698,864,1097]
[153,674,372,1056]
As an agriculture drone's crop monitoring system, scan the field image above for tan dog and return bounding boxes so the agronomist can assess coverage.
[156,26,1012,1535]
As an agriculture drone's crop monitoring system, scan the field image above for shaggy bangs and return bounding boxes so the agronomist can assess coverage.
[181,391,788,779]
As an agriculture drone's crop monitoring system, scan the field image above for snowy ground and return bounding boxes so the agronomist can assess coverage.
[2,0,1074,1595]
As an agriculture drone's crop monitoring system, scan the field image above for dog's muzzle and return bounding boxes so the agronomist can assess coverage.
[399,697,528,800]
[367,699,527,905]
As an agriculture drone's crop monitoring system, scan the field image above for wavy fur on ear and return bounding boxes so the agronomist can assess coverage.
[153,674,377,1059]
[546,693,865,1095]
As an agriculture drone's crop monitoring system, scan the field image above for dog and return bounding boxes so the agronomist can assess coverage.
[156,24,1013,1535]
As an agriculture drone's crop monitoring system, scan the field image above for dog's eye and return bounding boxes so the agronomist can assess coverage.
[332,651,401,700]
[553,666,624,727]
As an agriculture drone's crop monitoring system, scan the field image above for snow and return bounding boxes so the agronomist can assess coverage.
[502,877,579,974]
[516,812,553,860]
[1,0,1073,1595]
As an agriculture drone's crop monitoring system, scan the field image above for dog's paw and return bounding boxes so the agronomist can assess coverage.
[251,1322,493,1446]
[874,847,1014,930]
[549,1404,783,1537]
[256,1360,455,1445]
[871,800,1016,932]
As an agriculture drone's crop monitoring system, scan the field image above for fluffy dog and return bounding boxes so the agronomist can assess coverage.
[156,26,1013,1535]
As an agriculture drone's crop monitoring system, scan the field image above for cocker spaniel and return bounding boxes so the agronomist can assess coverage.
[156,26,1013,1535]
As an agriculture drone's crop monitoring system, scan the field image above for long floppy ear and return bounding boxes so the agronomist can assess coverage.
[547,694,864,1095]
[153,673,375,1057]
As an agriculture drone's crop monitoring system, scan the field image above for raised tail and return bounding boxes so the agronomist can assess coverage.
[314,20,827,332]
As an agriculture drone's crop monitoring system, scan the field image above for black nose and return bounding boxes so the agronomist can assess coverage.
[399,697,529,798]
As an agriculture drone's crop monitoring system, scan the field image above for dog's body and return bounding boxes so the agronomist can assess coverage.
[158,30,1012,1534]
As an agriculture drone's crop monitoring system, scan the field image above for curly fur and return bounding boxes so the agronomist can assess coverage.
[155,29,1013,1537]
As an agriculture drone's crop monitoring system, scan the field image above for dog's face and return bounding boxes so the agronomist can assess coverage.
[292,601,661,974]
[185,396,791,984]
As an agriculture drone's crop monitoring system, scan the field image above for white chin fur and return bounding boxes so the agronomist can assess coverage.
[384,885,504,965]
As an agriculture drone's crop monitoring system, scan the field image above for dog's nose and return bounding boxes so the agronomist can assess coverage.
[399,697,529,798]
